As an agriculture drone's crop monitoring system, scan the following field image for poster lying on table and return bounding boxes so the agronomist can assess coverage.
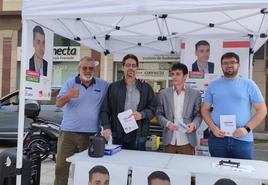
[25,22,53,100]
[196,173,261,185]
[73,162,128,185]
[132,166,191,185]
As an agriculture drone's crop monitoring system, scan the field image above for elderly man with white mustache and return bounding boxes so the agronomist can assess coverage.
[54,56,109,185]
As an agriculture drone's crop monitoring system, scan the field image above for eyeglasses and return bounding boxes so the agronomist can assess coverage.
[124,63,137,68]
[82,66,94,71]
[222,61,239,66]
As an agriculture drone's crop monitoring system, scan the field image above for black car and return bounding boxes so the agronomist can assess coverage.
[0,88,62,140]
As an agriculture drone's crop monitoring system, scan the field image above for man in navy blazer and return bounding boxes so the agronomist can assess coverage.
[29,25,48,76]
[192,40,214,74]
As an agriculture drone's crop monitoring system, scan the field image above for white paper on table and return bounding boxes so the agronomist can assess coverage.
[117,109,138,134]
[175,118,188,133]
[212,162,255,173]
[220,115,236,137]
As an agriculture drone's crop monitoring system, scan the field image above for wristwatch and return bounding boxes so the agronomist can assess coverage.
[244,125,251,133]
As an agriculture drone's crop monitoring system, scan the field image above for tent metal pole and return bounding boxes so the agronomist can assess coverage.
[249,51,254,79]
[249,36,254,79]
[16,19,28,185]
[104,55,108,81]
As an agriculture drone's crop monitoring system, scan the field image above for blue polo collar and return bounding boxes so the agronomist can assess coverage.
[75,75,96,89]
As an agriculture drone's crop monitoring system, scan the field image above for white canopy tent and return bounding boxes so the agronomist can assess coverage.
[23,0,268,54]
[17,1,268,184]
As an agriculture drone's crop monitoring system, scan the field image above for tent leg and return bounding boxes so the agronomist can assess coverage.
[16,20,28,185]
[249,37,254,79]
[104,55,108,81]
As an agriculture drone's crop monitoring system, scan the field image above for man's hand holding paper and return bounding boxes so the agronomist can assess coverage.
[175,118,188,133]
[167,121,179,131]
[220,115,236,137]
[102,129,112,140]
[233,127,248,138]
[186,123,196,133]
[130,111,142,120]
[117,109,139,134]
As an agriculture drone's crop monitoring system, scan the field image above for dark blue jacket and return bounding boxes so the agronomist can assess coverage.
[100,79,157,143]
[192,61,214,74]
[29,55,48,76]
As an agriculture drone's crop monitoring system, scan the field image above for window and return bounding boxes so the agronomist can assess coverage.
[54,34,80,46]
[1,92,19,106]
[254,45,265,60]
[17,28,22,47]
[52,62,78,87]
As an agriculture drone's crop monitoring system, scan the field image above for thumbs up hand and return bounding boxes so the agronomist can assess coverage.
[68,85,79,99]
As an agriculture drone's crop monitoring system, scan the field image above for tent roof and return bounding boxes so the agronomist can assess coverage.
[22,0,268,54]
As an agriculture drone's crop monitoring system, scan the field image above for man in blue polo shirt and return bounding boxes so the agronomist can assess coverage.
[54,56,109,185]
[201,52,267,159]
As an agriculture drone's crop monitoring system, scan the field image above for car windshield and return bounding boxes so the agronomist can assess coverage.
[0,87,62,141]
[1,93,19,106]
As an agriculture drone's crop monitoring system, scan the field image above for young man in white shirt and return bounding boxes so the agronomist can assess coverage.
[157,63,202,154]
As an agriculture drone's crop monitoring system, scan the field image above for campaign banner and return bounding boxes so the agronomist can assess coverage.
[196,174,261,185]
[25,22,53,100]
[73,162,128,185]
[181,38,250,98]
[132,166,190,185]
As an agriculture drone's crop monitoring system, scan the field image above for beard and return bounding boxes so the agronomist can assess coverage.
[223,69,238,78]
[81,74,93,82]
[126,70,135,78]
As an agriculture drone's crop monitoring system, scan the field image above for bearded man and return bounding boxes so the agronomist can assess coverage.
[201,52,267,159]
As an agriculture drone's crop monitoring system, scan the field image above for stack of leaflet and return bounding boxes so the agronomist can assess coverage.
[195,138,210,156]
[104,144,122,155]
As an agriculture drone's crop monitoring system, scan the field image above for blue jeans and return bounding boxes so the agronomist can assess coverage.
[208,132,254,159]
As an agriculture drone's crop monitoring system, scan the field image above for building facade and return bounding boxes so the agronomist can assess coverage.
[1,0,268,131]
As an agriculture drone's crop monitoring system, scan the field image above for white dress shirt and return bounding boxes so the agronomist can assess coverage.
[170,89,189,146]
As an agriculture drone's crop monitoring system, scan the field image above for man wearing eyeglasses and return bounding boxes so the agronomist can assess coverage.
[54,56,109,185]
[100,54,157,150]
[201,52,267,159]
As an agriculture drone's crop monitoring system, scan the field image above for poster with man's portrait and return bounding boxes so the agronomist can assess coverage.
[132,166,191,185]
[195,174,261,185]
[181,38,250,97]
[25,22,53,100]
[73,162,128,185]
